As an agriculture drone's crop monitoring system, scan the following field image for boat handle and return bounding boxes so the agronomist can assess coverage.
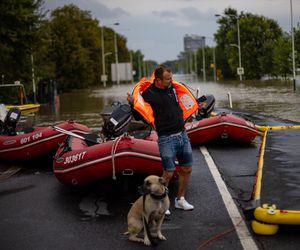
[122,169,134,176]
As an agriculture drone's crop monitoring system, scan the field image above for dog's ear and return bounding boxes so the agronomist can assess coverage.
[159,177,166,185]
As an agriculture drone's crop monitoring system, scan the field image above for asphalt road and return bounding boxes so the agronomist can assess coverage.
[1,111,300,250]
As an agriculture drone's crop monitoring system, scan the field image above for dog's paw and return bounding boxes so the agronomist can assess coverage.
[158,234,166,241]
[143,238,151,246]
[128,235,144,243]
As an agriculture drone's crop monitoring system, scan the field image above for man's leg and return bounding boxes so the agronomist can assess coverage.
[162,170,174,215]
[162,170,174,187]
[177,166,192,198]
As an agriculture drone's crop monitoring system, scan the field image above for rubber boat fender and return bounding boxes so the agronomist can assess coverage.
[254,204,300,225]
[251,220,279,235]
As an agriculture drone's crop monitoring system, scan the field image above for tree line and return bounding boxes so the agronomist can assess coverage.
[0,1,153,94]
[0,2,299,97]
[174,8,300,81]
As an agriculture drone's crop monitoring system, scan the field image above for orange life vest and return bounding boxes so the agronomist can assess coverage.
[132,77,198,125]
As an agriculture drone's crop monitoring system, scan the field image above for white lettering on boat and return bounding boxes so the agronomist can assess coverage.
[185,122,197,131]
[63,151,87,165]
[20,132,43,144]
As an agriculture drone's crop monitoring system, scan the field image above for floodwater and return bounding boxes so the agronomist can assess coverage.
[2,75,300,250]
[33,74,300,129]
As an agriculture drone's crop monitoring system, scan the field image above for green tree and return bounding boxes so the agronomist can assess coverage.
[46,4,101,90]
[131,50,145,81]
[294,24,300,72]
[272,33,292,79]
[241,14,282,79]
[214,8,238,79]
[215,8,283,80]
[0,0,44,85]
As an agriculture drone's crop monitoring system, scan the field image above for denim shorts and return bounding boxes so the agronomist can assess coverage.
[157,130,193,171]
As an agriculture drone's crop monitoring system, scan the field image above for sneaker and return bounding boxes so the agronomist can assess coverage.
[165,209,171,216]
[174,197,194,210]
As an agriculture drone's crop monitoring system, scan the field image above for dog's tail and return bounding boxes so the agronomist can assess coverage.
[123,231,129,235]
[143,216,157,246]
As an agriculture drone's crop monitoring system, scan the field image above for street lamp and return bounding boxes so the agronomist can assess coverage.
[101,27,112,87]
[213,46,216,82]
[201,36,206,82]
[129,51,133,84]
[215,14,243,82]
[113,22,120,85]
[30,53,36,103]
[290,0,296,86]
[204,36,217,82]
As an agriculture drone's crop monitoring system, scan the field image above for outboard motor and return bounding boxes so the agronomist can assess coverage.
[0,106,21,135]
[103,103,132,139]
[196,94,215,119]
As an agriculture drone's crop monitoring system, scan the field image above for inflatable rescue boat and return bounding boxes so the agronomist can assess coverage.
[0,106,91,160]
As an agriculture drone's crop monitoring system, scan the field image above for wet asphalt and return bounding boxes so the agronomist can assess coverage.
[1,109,300,250]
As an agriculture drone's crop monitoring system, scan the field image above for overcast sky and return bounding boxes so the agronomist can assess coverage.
[43,0,300,63]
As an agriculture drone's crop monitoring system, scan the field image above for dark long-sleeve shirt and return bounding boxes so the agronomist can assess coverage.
[141,84,184,136]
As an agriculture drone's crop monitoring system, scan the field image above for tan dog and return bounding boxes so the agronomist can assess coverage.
[125,175,170,246]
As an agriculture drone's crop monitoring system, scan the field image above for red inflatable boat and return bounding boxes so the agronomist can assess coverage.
[0,120,91,161]
[53,134,169,186]
[186,113,258,145]
[132,113,258,145]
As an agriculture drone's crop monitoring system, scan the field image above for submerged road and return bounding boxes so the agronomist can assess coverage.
[1,111,300,249]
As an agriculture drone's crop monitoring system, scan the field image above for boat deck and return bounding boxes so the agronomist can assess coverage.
[0,108,300,250]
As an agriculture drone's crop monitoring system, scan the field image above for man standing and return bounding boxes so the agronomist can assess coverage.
[128,65,199,215]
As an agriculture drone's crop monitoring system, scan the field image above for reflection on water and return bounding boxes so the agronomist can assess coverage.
[34,75,300,129]
[79,194,110,219]
[35,84,134,129]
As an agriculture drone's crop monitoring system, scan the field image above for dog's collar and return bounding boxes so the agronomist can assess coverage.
[139,185,168,196]
[150,191,167,200]
[142,187,168,213]
[149,187,168,200]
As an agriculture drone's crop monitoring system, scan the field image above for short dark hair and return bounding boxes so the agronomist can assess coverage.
[154,64,171,80]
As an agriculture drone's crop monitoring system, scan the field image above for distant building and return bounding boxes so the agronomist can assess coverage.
[184,34,205,52]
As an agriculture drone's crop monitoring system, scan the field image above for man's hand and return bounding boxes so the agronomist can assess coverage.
[127,93,134,104]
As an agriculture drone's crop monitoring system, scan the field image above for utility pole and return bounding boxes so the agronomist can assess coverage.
[101,27,107,87]
[236,17,242,82]
[215,14,243,82]
[30,53,36,103]
[290,0,296,87]
[213,46,217,82]
[113,23,120,85]
[202,36,206,82]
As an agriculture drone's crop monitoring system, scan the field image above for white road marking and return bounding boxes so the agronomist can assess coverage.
[200,146,258,250]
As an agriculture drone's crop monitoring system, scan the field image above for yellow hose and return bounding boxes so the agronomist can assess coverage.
[256,124,300,132]
[252,130,268,202]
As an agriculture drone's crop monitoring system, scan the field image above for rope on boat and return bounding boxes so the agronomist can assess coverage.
[111,133,129,180]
